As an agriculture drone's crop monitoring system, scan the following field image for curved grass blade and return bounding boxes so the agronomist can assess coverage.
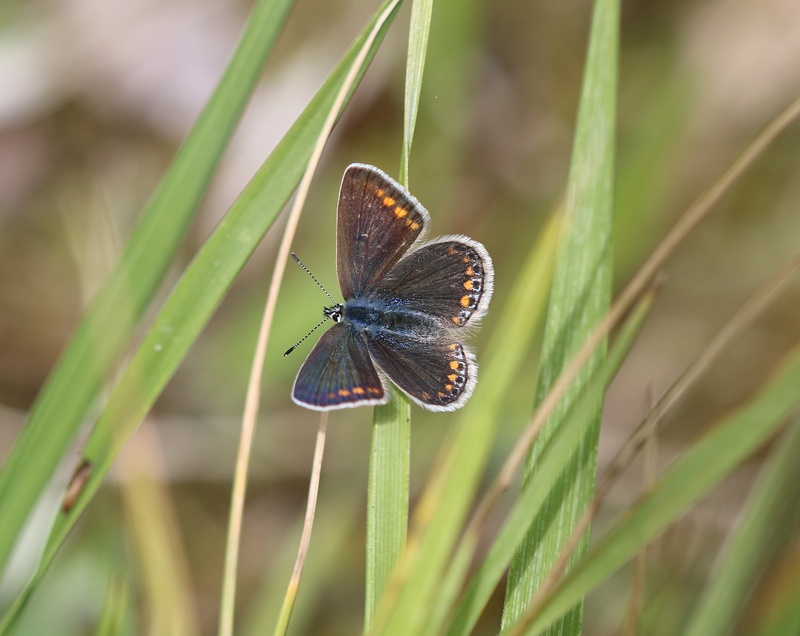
[0,4,402,632]
[504,342,800,636]
[0,0,295,574]
[366,0,433,629]
[683,419,800,636]
[502,0,619,632]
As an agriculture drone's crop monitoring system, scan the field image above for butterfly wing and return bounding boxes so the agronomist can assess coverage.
[337,164,429,300]
[369,236,494,328]
[364,330,476,411]
[292,322,387,410]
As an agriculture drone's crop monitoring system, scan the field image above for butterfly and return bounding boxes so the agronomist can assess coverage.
[291,164,493,411]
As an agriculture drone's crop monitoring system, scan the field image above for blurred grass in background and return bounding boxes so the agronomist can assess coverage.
[0,0,799,635]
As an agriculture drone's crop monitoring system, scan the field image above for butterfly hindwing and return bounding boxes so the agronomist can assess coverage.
[292,322,387,410]
[369,236,494,328]
[337,164,429,300]
[364,329,476,412]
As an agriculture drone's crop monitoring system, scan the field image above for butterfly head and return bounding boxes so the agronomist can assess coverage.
[324,303,344,323]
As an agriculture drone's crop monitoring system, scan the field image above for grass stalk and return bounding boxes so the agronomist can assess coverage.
[365,0,432,629]
[272,413,329,636]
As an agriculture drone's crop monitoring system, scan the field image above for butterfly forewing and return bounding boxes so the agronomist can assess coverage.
[337,164,429,300]
[364,331,476,411]
[292,322,387,410]
[370,236,493,328]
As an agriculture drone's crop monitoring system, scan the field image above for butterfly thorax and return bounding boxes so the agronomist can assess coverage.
[342,297,444,340]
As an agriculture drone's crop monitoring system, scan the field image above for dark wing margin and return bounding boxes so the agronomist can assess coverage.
[370,236,494,328]
[292,323,387,410]
[336,164,429,300]
[364,330,477,412]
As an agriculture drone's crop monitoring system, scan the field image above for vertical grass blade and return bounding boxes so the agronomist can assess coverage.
[683,419,800,636]
[0,0,295,574]
[398,0,433,186]
[506,343,800,636]
[366,386,411,632]
[444,288,656,636]
[119,425,198,636]
[372,215,560,636]
[93,578,129,636]
[0,4,402,631]
[743,535,800,636]
[365,0,432,629]
[502,0,619,632]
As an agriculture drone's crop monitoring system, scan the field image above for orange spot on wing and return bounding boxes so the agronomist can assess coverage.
[375,188,385,197]
[464,280,473,290]
[462,256,470,263]
[422,391,431,399]
[437,392,445,398]
[338,389,350,397]
[460,296,470,307]
[383,196,396,207]
[447,246,458,256]
[466,266,474,276]
[448,374,457,382]
[449,343,458,350]
[445,384,453,392]
[410,221,420,231]
[352,387,365,395]
[452,316,461,324]
[450,361,460,370]
[394,207,408,218]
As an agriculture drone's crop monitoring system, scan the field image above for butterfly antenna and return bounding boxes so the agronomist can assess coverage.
[291,253,337,304]
[284,316,331,357]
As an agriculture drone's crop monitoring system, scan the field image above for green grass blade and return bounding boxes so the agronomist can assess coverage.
[365,0,432,629]
[372,214,560,636]
[742,536,800,636]
[398,0,433,186]
[0,0,295,573]
[93,578,129,636]
[444,288,656,636]
[502,0,619,632]
[682,419,800,636]
[0,4,401,632]
[507,342,800,636]
[366,385,411,632]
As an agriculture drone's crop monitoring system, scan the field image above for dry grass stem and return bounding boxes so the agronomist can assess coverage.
[217,4,402,635]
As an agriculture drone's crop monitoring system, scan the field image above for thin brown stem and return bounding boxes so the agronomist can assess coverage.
[623,388,658,636]
[273,413,329,636]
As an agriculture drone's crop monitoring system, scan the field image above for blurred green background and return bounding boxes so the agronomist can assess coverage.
[0,0,799,634]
